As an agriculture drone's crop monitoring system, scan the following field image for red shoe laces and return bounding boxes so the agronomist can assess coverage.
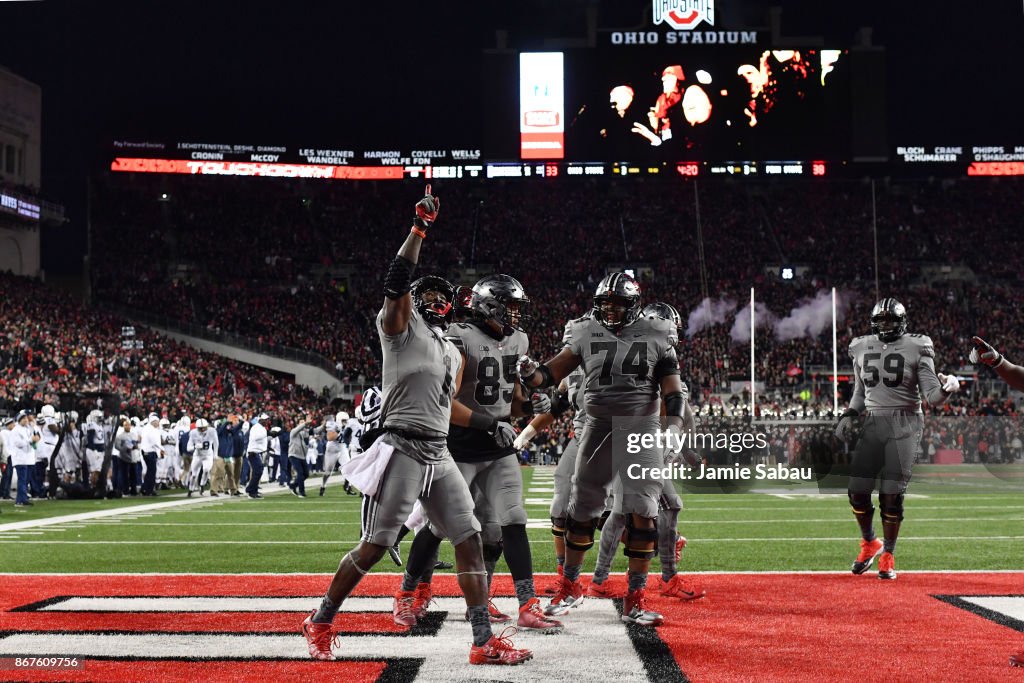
[490,626,520,652]
[414,586,433,608]
[310,622,339,652]
[396,595,416,619]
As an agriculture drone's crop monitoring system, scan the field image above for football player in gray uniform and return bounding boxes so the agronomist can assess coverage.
[836,298,958,580]
[589,302,704,601]
[515,336,587,596]
[303,186,531,667]
[519,273,687,627]
[394,274,563,634]
[966,336,1024,669]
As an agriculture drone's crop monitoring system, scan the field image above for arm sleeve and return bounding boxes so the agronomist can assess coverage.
[918,354,950,406]
[653,346,681,380]
[848,357,866,413]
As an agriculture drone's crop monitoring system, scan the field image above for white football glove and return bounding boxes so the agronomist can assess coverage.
[938,373,960,394]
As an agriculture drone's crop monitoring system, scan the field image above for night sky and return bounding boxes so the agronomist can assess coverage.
[1,0,1022,272]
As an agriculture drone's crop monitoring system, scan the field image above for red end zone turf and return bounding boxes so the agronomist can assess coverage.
[0,573,1021,682]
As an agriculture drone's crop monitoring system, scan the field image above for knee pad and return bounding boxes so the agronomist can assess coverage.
[847,491,874,515]
[623,515,658,559]
[595,509,612,531]
[550,516,567,538]
[482,542,504,564]
[565,517,596,552]
[879,493,905,523]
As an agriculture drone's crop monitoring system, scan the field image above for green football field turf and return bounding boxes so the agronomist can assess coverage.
[1,465,1021,574]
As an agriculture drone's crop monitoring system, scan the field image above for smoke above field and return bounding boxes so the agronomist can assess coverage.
[774,290,848,342]
[729,301,777,343]
[686,297,737,337]
[686,290,850,344]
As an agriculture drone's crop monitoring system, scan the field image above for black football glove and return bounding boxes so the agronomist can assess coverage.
[834,409,858,442]
[970,336,1003,367]
[413,183,440,231]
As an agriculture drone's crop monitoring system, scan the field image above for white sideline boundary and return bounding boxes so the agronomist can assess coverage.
[0,477,299,533]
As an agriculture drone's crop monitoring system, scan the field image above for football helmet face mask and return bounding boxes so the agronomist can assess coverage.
[470,274,531,337]
[411,276,456,330]
[870,298,908,343]
[593,273,642,332]
[454,285,474,322]
[643,302,682,347]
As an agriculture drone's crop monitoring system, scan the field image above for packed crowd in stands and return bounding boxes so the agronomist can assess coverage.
[0,272,324,421]
[6,175,1024,458]
[89,175,1024,406]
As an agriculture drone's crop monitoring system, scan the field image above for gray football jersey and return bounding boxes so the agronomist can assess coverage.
[849,333,944,414]
[566,366,588,435]
[567,315,680,419]
[376,307,463,442]
[446,322,529,421]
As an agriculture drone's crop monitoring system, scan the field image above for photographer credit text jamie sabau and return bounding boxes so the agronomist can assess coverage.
[624,429,813,481]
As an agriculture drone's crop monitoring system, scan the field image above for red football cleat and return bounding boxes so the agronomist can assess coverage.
[517,597,563,634]
[393,590,417,626]
[543,564,564,595]
[469,627,534,666]
[464,599,512,624]
[852,537,884,575]
[587,580,622,598]
[877,551,897,580]
[545,576,584,616]
[301,611,338,661]
[660,574,705,600]
[412,582,432,620]
[622,588,664,627]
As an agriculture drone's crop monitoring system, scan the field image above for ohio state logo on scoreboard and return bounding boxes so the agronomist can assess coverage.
[653,0,715,30]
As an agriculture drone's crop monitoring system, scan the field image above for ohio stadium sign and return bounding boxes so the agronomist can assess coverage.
[610,0,757,45]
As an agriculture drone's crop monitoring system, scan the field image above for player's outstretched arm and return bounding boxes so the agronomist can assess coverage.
[972,336,1024,391]
[518,347,580,389]
[381,184,439,336]
[513,379,567,449]
[919,355,955,405]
